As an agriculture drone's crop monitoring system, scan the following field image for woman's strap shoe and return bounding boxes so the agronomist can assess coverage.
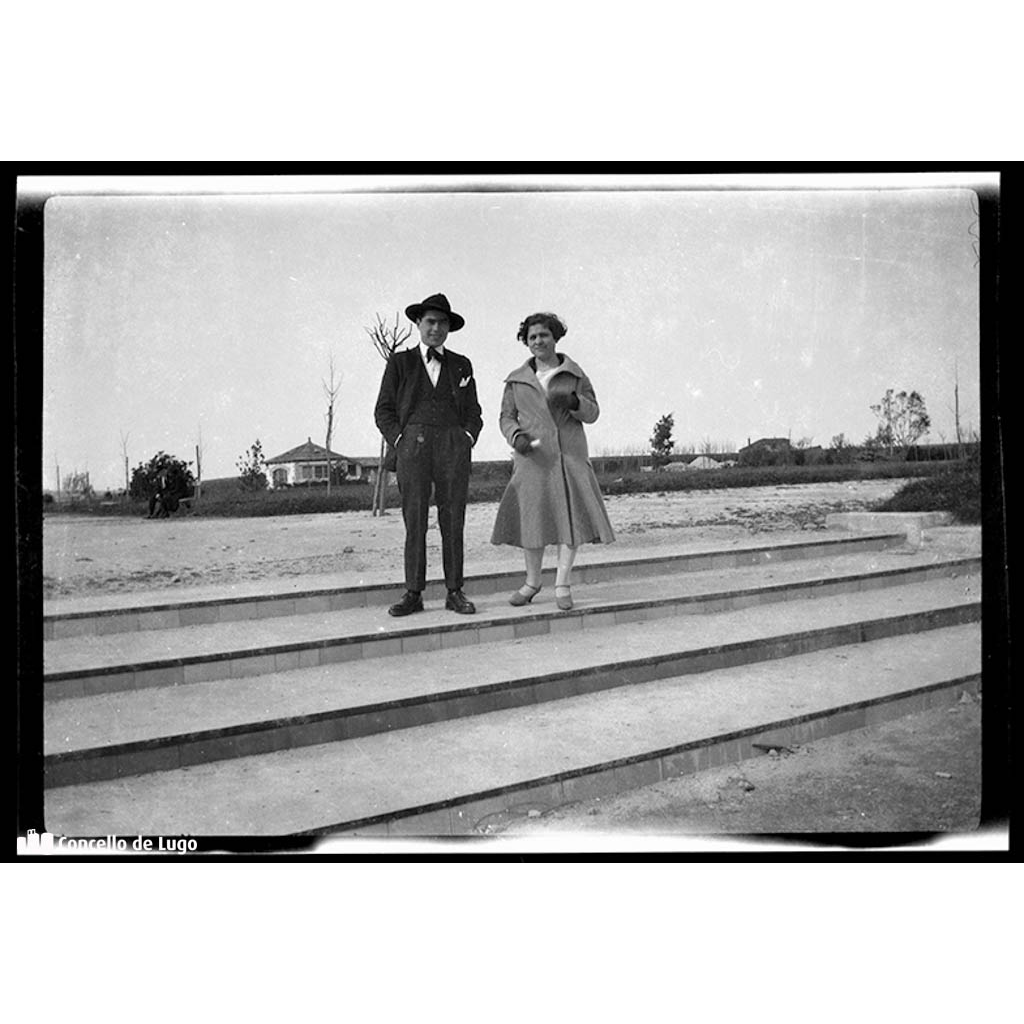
[555,586,573,611]
[508,583,542,607]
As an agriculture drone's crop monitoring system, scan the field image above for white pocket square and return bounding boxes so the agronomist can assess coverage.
[459,376,472,388]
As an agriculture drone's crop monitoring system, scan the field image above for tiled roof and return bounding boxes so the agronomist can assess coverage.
[265,438,348,464]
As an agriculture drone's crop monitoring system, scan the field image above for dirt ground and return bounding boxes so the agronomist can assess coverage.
[45,478,926,599]
[40,479,993,847]
[491,697,984,844]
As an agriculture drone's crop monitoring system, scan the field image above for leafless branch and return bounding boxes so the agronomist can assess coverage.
[363,312,413,514]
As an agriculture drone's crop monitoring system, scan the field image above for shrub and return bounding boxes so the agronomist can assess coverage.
[129,452,195,501]
[649,413,675,468]
[237,440,268,492]
[874,459,980,523]
[738,444,794,468]
[595,460,949,497]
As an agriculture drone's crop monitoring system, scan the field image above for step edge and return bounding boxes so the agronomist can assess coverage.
[45,605,982,764]
[44,557,981,682]
[297,672,984,836]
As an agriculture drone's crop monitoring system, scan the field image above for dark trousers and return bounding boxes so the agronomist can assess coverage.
[396,423,472,592]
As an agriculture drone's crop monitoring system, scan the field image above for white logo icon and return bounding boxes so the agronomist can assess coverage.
[17,829,55,855]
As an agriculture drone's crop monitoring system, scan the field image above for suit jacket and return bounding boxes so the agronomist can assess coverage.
[374,346,483,450]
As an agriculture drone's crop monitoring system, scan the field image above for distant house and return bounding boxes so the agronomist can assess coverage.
[738,437,794,466]
[357,456,393,488]
[740,437,791,457]
[264,438,373,489]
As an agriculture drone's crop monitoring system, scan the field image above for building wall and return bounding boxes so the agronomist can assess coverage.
[267,460,356,488]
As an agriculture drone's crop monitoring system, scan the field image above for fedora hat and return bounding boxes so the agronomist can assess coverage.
[405,292,465,332]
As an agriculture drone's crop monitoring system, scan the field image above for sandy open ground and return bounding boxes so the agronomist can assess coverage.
[42,478,976,601]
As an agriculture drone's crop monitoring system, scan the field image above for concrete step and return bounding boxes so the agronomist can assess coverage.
[44,548,979,699]
[44,530,906,639]
[43,574,981,787]
[42,622,981,837]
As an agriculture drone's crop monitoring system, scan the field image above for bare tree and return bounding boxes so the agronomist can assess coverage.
[954,364,962,449]
[949,359,971,460]
[64,469,93,498]
[119,430,130,506]
[699,436,738,457]
[194,422,204,503]
[365,312,413,516]
[934,429,955,462]
[323,353,342,495]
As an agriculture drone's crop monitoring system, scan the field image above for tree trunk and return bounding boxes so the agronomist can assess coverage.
[373,435,388,516]
[325,411,333,497]
[954,375,963,459]
[323,355,340,497]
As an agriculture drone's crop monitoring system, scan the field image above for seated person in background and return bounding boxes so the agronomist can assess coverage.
[148,470,180,518]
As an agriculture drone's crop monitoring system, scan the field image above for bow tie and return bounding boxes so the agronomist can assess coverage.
[427,348,445,363]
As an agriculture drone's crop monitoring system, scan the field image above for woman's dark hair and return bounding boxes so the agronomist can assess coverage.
[517,312,567,345]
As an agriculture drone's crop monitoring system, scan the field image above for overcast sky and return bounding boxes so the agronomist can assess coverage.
[35,174,983,490]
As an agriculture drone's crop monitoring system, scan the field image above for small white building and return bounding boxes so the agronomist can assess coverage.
[264,438,372,489]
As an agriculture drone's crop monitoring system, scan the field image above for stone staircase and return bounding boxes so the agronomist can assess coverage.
[42,527,982,838]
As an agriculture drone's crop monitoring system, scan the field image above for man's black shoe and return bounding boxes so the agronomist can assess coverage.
[445,589,476,614]
[388,591,424,617]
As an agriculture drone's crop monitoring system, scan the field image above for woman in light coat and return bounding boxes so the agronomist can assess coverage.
[491,312,615,609]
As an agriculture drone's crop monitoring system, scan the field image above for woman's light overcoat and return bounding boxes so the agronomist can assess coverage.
[490,353,616,548]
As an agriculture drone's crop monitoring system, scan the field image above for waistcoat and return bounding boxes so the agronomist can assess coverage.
[407,358,460,427]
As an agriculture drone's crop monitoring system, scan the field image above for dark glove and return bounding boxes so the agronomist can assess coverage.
[549,391,580,412]
[512,432,534,454]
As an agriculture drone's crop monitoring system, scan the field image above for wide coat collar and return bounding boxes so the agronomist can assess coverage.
[505,353,585,386]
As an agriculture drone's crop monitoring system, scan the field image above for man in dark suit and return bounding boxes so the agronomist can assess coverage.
[374,293,483,616]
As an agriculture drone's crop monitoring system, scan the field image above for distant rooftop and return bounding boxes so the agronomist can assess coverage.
[265,438,348,464]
